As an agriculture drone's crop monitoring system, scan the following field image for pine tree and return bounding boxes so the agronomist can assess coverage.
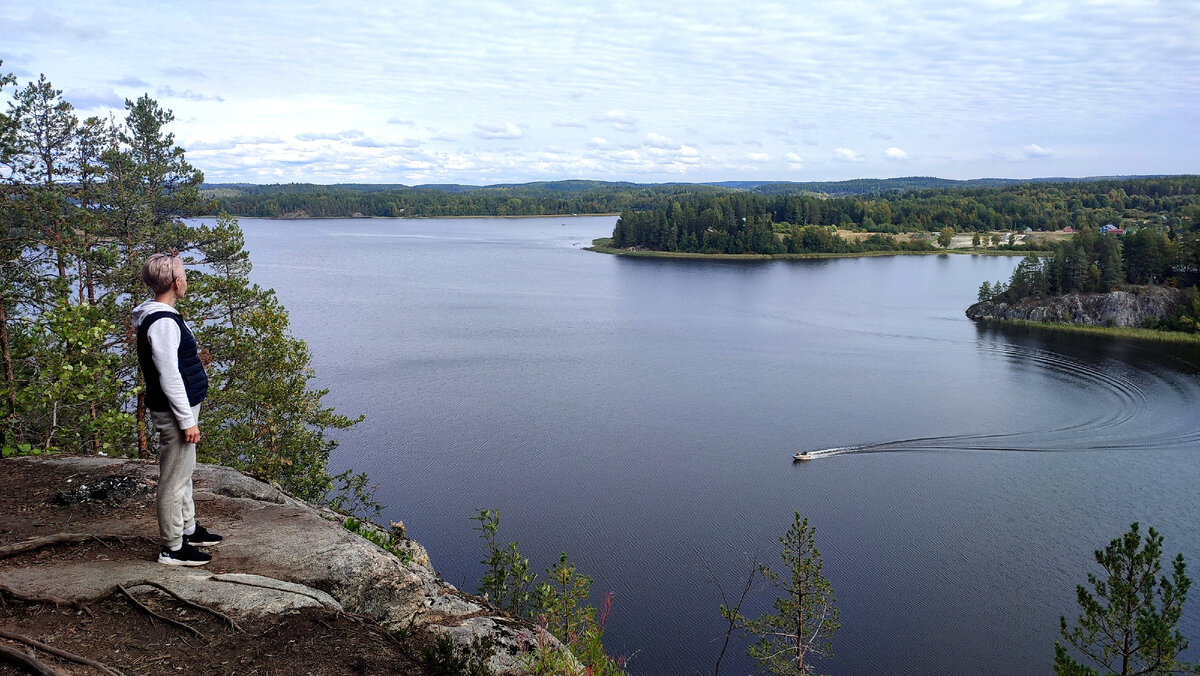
[1055,523,1198,675]
[735,512,841,675]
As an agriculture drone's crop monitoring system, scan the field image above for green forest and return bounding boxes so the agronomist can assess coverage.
[0,66,373,512]
[608,177,1200,255]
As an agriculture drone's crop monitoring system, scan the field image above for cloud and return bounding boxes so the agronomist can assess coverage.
[587,137,611,149]
[296,130,365,141]
[350,137,421,148]
[746,152,771,163]
[553,118,587,128]
[161,67,205,79]
[883,147,909,160]
[63,88,124,110]
[156,86,224,102]
[834,147,863,162]
[185,134,286,151]
[474,122,523,139]
[598,110,638,133]
[644,132,675,148]
[430,132,458,142]
[12,10,103,41]
[871,131,894,141]
[387,117,415,126]
[1023,143,1053,158]
[786,152,804,169]
[111,76,149,88]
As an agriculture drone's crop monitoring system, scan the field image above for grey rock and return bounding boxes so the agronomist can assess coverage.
[966,286,1182,327]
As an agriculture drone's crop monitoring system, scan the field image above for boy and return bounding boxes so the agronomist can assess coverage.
[133,253,223,566]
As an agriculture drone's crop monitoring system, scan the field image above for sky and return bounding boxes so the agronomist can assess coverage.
[2,0,1197,186]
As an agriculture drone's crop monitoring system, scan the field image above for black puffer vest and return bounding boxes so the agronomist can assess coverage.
[136,311,208,411]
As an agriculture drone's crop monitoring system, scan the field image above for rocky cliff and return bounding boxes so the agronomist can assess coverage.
[965,286,1182,327]
[0,456,565,675]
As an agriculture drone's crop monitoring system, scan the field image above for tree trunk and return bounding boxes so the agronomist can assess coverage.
[0,300,16,418]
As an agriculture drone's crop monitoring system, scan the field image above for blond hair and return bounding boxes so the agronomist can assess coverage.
[141,253,181,295]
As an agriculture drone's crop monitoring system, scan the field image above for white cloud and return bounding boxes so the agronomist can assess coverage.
[598,110,638,133]
[1023,143,1053,158]
[474,122,523,140]
[588,137,611,149]
[746,152,771,163]
[296,130,365,142]
[156,86,224,102]
[786,152,804,169]
[110,76,149,87]
[387,117,415,126]
[884,147,909,160]
[553,118,587,128]
[644,132,676,148]
[63,87,124,110]
[834,148,863,162]
[161,67,205,79]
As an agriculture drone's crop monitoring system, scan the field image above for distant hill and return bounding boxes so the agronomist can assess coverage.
[706,176,1169,196]
[202,175,1171,199]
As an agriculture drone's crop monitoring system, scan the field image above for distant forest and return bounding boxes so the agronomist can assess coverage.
[204,175,1200,258]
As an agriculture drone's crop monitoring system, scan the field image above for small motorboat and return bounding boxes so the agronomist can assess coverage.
[793,452,813,462]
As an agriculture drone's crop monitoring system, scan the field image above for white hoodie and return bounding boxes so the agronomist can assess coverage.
[132,300,199,430]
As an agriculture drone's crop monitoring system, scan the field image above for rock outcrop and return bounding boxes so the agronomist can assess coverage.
[966,286,1182,327]
[0,456,560,674]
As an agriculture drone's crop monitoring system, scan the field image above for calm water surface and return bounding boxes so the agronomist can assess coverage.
[221,216,1200,675]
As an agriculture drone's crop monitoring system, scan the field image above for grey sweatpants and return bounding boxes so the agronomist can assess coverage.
[151,404,200,549]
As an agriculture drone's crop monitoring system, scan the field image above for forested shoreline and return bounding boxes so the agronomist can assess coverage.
[975,232,1200,335]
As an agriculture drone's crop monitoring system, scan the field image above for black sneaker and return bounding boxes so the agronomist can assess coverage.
[185,524,223,547]
[158,542,212,567]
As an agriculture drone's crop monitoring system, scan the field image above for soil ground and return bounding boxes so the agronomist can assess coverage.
[0,458,430,675]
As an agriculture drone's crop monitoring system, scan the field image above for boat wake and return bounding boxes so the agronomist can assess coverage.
[796,340,1200,461]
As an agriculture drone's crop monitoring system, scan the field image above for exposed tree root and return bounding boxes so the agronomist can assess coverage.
[0,627,124,676]
[0,533,143,560]
[129,580,241,632]
[115,583,204,639]
[0,643,65,676]
[0,582,84,611]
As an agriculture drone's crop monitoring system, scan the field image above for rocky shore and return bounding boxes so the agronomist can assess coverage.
[965,286,1182,327]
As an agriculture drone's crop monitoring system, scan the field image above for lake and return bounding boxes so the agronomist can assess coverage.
[221,215,1200,675]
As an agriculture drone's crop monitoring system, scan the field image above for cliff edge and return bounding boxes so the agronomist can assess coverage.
[0,455,555,675]
[965,286,1182,327]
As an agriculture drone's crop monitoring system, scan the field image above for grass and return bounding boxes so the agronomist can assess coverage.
[982,318,1200,345]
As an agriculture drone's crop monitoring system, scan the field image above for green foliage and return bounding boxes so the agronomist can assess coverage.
[733,512,841,676]
[473,509,627,675]
[2,301,134,455]
[473,508,537,617]
[1055,523,1198,676]
[535,552,595,644]
[938,227,955,248]
[421,634,495,676]
[1,443,47,458]
[341,517,413,564]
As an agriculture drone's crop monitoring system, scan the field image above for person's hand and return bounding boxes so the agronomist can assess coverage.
[184,425,200,444]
